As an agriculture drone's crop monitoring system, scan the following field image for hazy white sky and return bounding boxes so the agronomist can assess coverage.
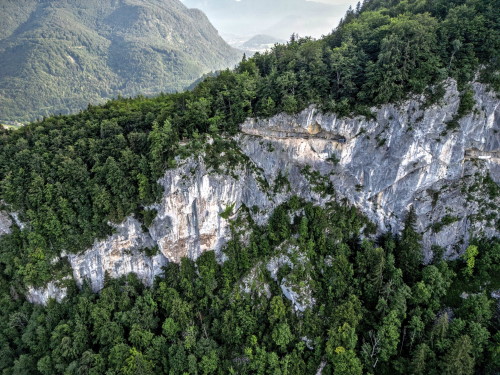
[183,0,361,40]
[311,0,358,4]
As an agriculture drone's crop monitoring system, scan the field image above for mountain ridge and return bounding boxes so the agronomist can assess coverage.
[182,0,348,39]
[0,0,240,123]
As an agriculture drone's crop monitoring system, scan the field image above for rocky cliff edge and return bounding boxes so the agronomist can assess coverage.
[8,80,499,304]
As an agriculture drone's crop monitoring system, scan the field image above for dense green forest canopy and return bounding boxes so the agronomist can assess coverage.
[0,0,499,373]
[0,200,498,374]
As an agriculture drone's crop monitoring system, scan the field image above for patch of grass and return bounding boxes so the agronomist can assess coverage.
[220,203,236,220]
[139,208,158,229]
[430,215,460,233]
[273,170,291,193]
[423,82,446,108]
[143,246,160,257]
[354,105,376,120]
[326,154,340,165]
[266,142,276,152]
[300,166,335,197]
[427,189,440,208]
[445,86,475,131]
[483,174,500,199]
[204,137,253,179]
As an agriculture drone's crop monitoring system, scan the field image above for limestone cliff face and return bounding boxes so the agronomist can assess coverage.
[241,80,499,260]
[67,217,167,292]
[27,281,68,305]
[16,80,500,303]
[148,159,272,262]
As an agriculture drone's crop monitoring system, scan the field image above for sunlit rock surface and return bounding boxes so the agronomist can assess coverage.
[240,80,499,261]
[26,281,68,304]
[16,80,500,303]
[67,217,168,292]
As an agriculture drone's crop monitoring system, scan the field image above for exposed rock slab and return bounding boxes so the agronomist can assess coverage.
[18,80,500,303]
[26,281,68,304]
[149,158,273,262]
[67,217,168,292]
[240,80,499,259]
[0,211,12,236]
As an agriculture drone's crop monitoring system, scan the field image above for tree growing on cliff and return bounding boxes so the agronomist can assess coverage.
[397,206,423,284]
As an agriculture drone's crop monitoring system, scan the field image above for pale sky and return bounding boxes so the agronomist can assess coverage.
[183,0,361,40]
[311,0,358,3]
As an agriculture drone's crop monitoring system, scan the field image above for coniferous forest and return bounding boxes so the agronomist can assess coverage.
[0,0,498,374]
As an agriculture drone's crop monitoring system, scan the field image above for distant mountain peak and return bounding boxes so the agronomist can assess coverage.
[182,0,348,39]
[0,0,241,123]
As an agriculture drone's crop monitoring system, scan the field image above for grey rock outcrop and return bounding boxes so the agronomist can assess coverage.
[26,281,68,304]
[0,211,12,236]
[67,217,168,292]
[148,158,272,262]
[241,246,316,312]
[240,80,499,260]
[17,80,500,303]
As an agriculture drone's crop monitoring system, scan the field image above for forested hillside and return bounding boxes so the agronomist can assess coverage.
[0,0,498,373]
[0,0,240,123]
[0,199,498,374]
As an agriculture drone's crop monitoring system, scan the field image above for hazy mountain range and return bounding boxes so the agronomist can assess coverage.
[182,0,354,41]
[0,0,240,123]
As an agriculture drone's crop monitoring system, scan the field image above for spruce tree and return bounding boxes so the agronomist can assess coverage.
[397,206,423,284]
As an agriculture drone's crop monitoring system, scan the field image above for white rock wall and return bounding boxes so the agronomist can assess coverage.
[67,217,168,292]
[240,80,500,259]
[13,80,500,303]
[148,158,273,262]
[26,281,68,304]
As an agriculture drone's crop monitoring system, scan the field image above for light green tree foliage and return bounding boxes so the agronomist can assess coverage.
[367,13,440,103]
[332,347,363,375]
[463,245,479,276]
[442,335,475,375]
[272,322,293,351]
[122,348,155,375]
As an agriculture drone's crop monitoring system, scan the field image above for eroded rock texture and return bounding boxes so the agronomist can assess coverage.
[11,80,500,303]
[241,80,499,261]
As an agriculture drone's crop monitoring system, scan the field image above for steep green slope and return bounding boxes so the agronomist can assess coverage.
[0,200,498,374]
[0,0,240,123]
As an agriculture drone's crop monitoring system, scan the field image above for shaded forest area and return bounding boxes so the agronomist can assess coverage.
[0,200,498,374]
